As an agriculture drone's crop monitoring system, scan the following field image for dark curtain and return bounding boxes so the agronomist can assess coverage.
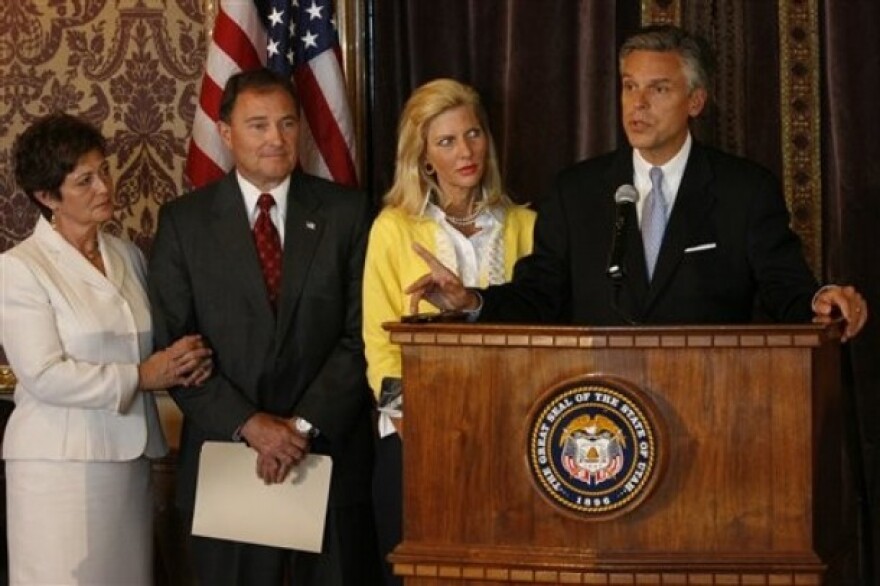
[365,0,640,204]
[824,3,880,585]
[681,1,781,177]
[365,1,877,582]
[687,3,876,581]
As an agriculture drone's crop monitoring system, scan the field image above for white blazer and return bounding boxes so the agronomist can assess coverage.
[0,217,167,461]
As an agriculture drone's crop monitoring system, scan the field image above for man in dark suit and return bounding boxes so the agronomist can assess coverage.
[148,69,381,585]
[407,25,867,338]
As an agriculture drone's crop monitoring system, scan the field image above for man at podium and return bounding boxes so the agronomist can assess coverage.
[406,25,867,340]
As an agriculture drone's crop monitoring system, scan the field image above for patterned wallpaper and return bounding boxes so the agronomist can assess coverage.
[0,0,208,253]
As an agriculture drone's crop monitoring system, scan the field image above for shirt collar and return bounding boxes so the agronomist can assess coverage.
[236,172,290,223]
[632,133,692,213]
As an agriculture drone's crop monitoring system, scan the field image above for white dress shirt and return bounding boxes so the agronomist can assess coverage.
[237,172,290,244]
[633,133,693,223]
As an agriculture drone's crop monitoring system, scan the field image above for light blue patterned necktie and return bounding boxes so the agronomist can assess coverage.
[641,166,667,280]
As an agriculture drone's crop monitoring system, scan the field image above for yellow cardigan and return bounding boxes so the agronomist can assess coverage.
[362,205,536,398]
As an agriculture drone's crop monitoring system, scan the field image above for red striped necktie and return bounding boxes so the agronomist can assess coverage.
[253,193,283,310]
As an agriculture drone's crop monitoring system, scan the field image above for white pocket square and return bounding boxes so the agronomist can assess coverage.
[684,242,717,253]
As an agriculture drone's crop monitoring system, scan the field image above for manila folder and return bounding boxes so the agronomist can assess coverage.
[191,441,333,552]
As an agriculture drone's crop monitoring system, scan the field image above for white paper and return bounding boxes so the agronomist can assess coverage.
[191,441,333,552]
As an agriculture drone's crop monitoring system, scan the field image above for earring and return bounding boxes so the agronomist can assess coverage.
[50,211,57,230]
[422,162,435,175]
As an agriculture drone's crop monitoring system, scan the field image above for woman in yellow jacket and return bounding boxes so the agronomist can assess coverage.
[362,78,535,585]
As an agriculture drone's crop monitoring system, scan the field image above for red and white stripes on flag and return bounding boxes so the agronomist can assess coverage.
[185,0,357,189]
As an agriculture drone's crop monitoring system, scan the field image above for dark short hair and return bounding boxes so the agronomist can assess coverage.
[620,25,715,91]
[218,68,300,123]
[13,113,107,219]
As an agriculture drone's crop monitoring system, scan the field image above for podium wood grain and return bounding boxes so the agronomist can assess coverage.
[387,323,846,585]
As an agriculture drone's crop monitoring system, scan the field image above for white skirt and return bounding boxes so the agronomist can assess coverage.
[6,458,153,586]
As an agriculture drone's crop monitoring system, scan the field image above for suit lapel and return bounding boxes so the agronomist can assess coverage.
[276,172,324,340]
[100,232,125,292]
[208,174,274,318]
[643,143,716,312]
[33,217,113,292]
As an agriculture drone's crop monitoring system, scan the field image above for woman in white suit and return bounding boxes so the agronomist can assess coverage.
[0,113,212,585]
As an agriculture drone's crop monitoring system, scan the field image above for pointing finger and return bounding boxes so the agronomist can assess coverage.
[412,242,447,274]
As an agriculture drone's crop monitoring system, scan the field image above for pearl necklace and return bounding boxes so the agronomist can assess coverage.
[444,204,484,226]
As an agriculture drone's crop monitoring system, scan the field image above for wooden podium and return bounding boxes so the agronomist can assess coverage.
[386,323,848,585]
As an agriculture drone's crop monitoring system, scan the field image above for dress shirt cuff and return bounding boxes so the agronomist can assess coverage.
[810,284,837,313]
[463,289,483,322]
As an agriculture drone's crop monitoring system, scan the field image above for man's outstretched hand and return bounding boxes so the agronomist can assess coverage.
[405,242,480,314]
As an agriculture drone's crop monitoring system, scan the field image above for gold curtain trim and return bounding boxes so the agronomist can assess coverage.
[641,0,681,25]
[779,0,822,276]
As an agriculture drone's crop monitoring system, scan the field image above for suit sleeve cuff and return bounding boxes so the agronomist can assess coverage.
[116,364,141,414]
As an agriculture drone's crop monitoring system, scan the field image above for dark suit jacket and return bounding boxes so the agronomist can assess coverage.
[481,142,819,325]
[148,170,374,510]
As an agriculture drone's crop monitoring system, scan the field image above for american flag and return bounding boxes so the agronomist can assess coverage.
[185,0,358,189]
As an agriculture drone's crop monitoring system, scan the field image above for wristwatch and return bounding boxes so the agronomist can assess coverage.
[294,417,319,439]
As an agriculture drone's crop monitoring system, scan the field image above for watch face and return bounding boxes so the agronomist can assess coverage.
[296,418,315,437]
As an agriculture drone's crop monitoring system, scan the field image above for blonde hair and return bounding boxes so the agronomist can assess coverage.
[383,78,510,215]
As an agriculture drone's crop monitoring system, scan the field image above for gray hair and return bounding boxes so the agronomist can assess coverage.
[620,25,714,92]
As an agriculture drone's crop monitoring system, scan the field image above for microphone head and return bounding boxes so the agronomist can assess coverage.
[614,184,639,205]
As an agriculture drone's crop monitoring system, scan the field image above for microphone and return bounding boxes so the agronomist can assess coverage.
[605,185,639,281]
